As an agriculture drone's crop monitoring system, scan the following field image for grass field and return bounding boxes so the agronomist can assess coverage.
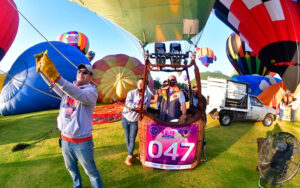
[0,110,300,188]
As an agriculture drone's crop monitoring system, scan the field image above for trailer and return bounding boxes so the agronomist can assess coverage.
[205,77,276,127]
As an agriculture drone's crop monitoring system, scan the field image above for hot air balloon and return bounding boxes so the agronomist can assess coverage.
[196,47,216,67]
[0,0,19,61]
[69,0,214,46]
[57,31,89,55]
[232,75,281,96]
[69,0,214,170]
[92,54,150,104]
[213,0,300,92]
[86,51,95,61]
[0,41,90,116]
[226,33,268,75]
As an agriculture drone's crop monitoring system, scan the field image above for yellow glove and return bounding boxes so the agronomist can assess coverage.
[178,114,187,124]
[34,50,60,82]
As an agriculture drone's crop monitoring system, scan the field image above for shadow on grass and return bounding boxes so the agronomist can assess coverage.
[0,112,59,146]
[94,143,126,157]
[204,121,253,162]
[0,156,70,188]
[265,122,283,138]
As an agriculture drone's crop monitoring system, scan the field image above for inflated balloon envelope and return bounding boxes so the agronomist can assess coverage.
[0,0,19,61]
[0,41,90,116]
[213,0,300,92]
[69,0,214,45]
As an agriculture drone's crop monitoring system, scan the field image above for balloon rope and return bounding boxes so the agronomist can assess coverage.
[7,0,99,87]
[7,0,78,69]
[0,69,61,100]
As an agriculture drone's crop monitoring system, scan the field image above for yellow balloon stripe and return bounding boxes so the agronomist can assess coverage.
[125,57,138,69]
[93,69,105,78]
[99,66,137,101]
[104,57,118,68]
[228,35,237,60]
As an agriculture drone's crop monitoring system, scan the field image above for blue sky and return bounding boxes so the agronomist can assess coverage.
[1,0,234,82]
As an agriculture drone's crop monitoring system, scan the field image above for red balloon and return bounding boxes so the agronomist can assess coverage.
[0,0,19,61]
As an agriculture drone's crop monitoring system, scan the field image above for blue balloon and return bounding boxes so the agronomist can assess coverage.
[0,41,90,116]
[232,75,281,96]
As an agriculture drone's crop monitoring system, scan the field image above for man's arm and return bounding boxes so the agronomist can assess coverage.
[56,77,97,106]
[40,73,64,97]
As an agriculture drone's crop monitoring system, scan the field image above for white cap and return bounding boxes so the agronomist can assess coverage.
[78,64,94,75]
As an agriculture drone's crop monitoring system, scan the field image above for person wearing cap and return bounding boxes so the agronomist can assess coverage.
[34,51,103,188]
[122,78,151,166]
[158,75,187,124]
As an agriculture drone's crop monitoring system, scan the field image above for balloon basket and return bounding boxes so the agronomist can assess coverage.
[138,108,206,170]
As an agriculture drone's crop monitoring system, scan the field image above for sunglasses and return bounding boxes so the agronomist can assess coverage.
[169,79,176,82]
[78,70,89,75]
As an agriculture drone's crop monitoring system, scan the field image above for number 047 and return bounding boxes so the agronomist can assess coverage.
[148,141,195,161]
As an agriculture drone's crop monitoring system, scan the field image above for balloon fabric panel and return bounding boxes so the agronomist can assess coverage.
[69,0,214,44]
[0,0,19,61]
[214,0,300,91]
[92,54,149,104]
[0,41,90,116]
[226,33,268,76]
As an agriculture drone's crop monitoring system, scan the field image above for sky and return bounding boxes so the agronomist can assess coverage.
[1,0,234,83]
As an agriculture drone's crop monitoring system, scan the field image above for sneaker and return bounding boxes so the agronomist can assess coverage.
[125,156,133,166]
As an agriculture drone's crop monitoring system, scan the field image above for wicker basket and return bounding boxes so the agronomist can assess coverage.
[138,108,206,170]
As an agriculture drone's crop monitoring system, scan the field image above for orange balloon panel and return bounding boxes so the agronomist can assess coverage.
[92,54,145,104]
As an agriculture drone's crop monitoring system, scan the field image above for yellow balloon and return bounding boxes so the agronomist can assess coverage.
[92,54,147,104]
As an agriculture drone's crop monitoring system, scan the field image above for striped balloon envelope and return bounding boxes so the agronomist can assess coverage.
[196,47,216,67]
[57,31,89,55]
[92,54,152,104]
[213,0,300,92]
[226,33,268,76]
[0,0,19,62]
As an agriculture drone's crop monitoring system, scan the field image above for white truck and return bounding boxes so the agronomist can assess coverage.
[203,77,276,127]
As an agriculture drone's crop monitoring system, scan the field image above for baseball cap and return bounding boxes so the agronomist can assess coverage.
[78,64,94,75]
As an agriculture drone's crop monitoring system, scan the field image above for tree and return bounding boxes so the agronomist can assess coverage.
[153,78,161,89]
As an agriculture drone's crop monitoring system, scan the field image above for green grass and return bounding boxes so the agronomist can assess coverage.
[1,111,300,188]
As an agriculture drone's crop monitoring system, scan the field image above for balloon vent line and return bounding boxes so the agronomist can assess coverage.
[7,0,99,87]
[7,0,77,69]
[0,69,61,100]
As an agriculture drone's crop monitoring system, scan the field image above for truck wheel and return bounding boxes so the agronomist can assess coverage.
[263,114,273,127]
[219,113,232,126]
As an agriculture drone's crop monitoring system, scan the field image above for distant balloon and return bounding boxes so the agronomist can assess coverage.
[213,0,300,92]
[196,47,216,67]
[86,51,95,61]
[226,33,268,76]
[93,54,150,104]
[0,0,19,61]
[0,41,90,116]
[232,75,281,96]
[57,31,89,55]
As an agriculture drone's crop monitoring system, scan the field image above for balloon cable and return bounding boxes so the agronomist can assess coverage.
[7,0,78,69]
[7,0,99,87]
[0,69,61,100]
